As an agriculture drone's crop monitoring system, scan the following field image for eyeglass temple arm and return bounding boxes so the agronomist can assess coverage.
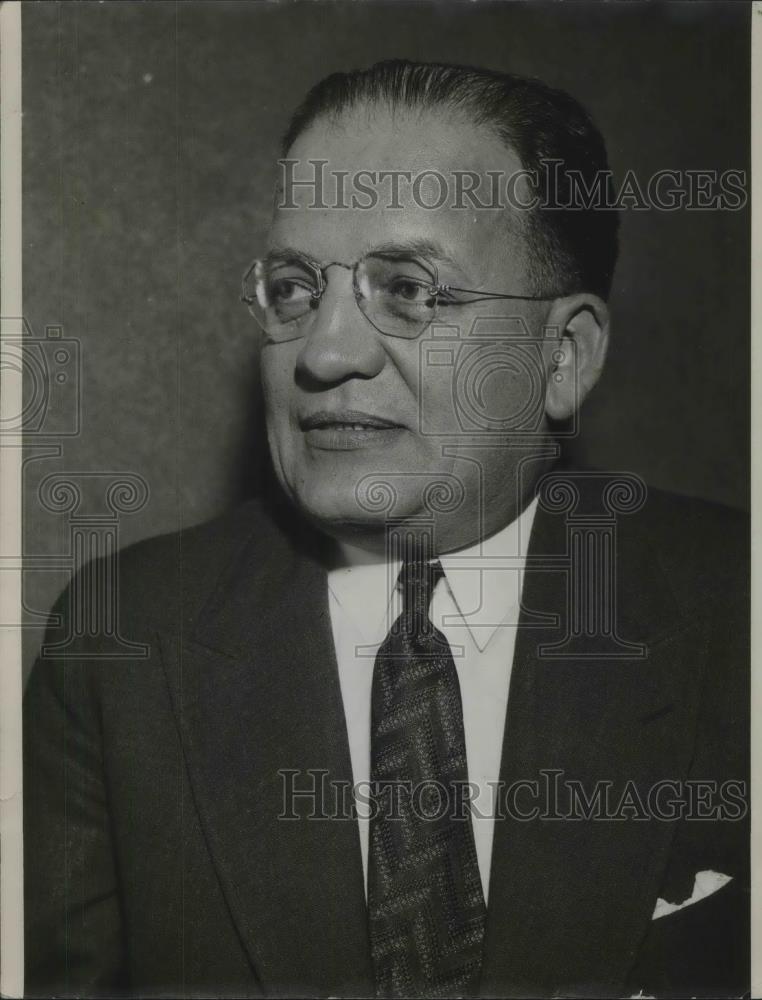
[438,285,556,303]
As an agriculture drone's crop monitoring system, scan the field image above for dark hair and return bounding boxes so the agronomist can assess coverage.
[281,59,619,300]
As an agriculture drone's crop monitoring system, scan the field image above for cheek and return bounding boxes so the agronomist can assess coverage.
[260,348,297,425]
[420,341,547,434]
[260,348,302,486]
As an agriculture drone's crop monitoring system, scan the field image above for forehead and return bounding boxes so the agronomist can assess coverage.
[270,105,530,282]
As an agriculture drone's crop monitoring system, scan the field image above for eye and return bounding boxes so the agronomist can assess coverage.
[268,276,314,304]
[387,275,434,302]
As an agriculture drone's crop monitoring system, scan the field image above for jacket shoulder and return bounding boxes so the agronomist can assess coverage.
[103,496,291,630]
[633,486,748,611]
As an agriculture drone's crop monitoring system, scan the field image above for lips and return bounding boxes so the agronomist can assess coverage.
[300,410,402,431]
[299,410,405,450]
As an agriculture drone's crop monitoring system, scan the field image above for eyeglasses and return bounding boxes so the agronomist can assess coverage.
[241,250,557,342]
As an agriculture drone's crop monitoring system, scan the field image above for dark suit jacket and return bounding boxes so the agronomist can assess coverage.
[23,478,750,998]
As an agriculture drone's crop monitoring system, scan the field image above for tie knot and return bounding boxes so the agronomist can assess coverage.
[398,558,443,618]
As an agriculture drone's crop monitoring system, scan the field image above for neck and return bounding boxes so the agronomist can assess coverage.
[321,454,554,563]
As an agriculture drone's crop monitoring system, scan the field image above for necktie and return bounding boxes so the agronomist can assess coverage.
[367,558,486,998]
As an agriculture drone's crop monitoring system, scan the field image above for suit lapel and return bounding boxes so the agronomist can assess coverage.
[479,491,708,997]
[159,513,373,997]
[157,486,710,997]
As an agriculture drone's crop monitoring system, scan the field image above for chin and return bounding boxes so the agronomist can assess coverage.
[290,483,384,528]
[291,478,432,544]
[298,503,392,548]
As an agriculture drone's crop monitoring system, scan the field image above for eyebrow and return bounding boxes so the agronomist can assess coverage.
[265,239,466,274]
[364,239,462,270]
[264,245,315,266]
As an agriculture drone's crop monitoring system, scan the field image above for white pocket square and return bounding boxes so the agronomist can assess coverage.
[651,869,732,920]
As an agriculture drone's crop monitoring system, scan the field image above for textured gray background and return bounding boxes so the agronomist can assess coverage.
[21,1,750,674]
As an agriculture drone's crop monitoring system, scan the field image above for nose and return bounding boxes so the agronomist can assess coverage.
[296,266,386,385]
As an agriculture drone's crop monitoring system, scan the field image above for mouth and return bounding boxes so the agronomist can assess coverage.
[299,410,406,451]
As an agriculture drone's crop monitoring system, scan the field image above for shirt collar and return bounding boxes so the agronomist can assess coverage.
[326,554,401,645]
[326,497,539,650]
[438,496,538,651]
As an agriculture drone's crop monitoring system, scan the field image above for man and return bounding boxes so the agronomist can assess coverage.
[24,60,749,998]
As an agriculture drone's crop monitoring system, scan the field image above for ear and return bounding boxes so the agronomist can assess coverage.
[543,293,610,422]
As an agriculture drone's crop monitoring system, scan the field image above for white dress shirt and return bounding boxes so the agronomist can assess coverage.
[327,497,538,903]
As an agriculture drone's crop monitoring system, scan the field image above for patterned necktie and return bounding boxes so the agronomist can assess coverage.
[367,558,486,998]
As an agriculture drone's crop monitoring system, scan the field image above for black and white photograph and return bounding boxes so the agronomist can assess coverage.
[1,1,754,997]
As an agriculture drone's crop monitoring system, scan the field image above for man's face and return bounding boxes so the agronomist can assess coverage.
[259,106,554,549]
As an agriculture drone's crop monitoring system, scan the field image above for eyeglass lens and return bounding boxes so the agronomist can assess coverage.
[245,254,439,341]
